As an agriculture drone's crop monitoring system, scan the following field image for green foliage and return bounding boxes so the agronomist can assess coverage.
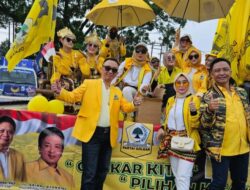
[0,0,186,56]
[0,39,10,56]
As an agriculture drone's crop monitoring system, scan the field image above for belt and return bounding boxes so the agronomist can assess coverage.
[96,126,110,133]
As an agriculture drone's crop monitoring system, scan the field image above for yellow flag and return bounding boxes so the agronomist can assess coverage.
[211,0,250,84]
[5,0,58,71]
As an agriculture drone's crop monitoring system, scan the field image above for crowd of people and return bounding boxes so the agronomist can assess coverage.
[49,26,250,190]
[1,26,249,190]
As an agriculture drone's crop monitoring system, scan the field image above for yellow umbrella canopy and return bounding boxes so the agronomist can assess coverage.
[152,0,235,22]
[86,0,156,27]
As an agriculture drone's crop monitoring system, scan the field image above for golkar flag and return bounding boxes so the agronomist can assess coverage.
[5,0,58,72]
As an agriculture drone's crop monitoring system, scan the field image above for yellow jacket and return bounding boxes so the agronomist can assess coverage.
[157,66,181,85]
[51,49,84,83]
[57,79,135,147]
[164,95,201,152]
[0,148,26,181]
[183,47,208,96]
[25,158,74,189]
[172,45,195,69]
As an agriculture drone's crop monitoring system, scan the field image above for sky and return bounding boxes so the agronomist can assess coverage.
[148,19,218,62]
[0,19,218,62]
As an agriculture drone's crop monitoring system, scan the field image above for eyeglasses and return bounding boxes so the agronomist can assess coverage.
[88,43,98,48]
[151,60,159,64]
[103,65,118,73]
[167,55,175,61]
[175,80,189,88]
[188,54,199,60]
[135,49,147,54]
[65,37,75,43]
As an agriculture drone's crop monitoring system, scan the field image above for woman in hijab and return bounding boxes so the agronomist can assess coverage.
[112,42,152,121]
[157,73,201,190]
[183,47,208,97]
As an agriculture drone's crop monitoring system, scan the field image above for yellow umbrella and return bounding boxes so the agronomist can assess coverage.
[152,0,235,22]
[86,0,155,27]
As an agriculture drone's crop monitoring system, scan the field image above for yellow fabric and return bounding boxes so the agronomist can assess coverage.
[0,148,26,182]
[100,39,126,59]
[6,0,57,71]
[157,66,181,85]
[57,79,135,147]
[124,58,152,90]
[25,158,74,189]
[171,48,186,69]
[164,95,201,152]
[183,47,208,95]
[86,0,155,27]
[220,87,250,156]
[50,49,84,83]
[78,55,104,78]
[212,0,250,84]
[151,0,234,22]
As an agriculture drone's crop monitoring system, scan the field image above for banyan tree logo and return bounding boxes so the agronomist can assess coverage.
[120,122,153,158]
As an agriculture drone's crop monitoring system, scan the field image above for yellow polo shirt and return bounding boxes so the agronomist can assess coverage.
[157,66,181,85]
[220,87,250,156]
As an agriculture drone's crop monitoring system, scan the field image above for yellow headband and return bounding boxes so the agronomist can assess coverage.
[85,32,102,48]
[57,27,76,39]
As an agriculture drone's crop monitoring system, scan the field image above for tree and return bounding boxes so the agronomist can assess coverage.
[0,0,186,56]
[0,39,10,56]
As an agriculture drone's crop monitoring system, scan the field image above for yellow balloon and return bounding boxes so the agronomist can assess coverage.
[27,95,49,112]
[47,100,64,114]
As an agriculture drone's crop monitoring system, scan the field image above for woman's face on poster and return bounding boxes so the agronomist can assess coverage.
[39,134,64,167]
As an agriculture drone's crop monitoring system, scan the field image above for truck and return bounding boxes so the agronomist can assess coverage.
[0,57,37,102]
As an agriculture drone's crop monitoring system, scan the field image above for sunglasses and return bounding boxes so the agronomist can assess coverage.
[65,37,75,43]
[151,60,159,64]
[175,80,189,88]
[188,54,199,60]
[88,43,98,48]
[103,65,118,73]
[135,49,147,54]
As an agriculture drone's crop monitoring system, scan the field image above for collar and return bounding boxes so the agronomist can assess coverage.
[38,158,61,175]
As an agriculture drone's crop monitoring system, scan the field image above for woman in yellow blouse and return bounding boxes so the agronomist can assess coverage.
[79,32,105,79]
[183,47,208,97]
[50,27,84,89]
[157,73,201,190]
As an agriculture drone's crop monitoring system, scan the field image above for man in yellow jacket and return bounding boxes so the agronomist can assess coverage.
[0,116,26,182]
[25,127,74,189]
[51,58,142,190]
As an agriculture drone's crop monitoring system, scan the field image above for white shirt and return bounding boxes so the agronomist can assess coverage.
[0,151,9,179]
[112,61,152,94]
[167,98,186,131]
[97,80,110,127]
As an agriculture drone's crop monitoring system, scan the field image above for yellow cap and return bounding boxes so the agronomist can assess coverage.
[57,27,76,39]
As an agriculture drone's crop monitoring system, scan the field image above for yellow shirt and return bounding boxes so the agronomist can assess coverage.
[51,49,84,83]
[25,158,75,189]
[157,66,181,85]
[220,87,250,156]
[78,55,104,78]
